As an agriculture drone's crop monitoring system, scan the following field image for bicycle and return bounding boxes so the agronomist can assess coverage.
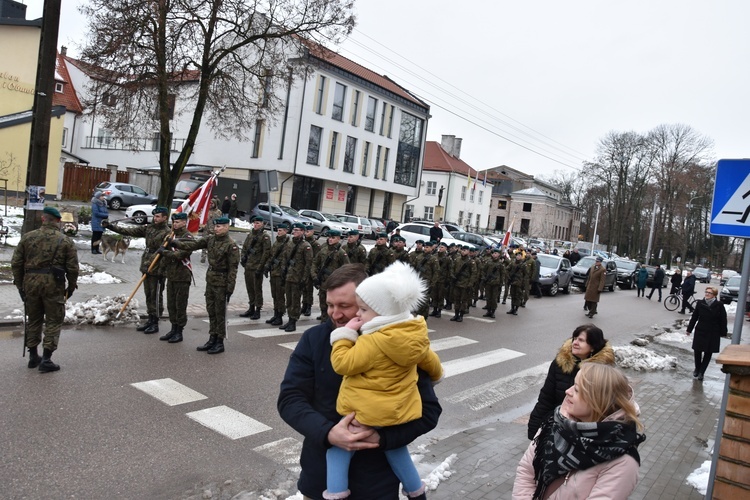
[664,291,696,312]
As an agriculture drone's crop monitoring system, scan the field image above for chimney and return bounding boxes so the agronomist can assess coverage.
[441,135,455,156]
[453,138,462,159]
[61,46,67,56]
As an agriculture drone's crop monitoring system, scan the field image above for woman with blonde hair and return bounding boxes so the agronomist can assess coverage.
[513,363,646,499]
[687,285,727,381]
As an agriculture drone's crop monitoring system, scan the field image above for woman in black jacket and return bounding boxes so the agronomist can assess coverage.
[687,286,727,381]
[527,324,615,439]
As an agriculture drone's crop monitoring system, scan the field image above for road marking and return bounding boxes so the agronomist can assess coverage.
[462,316,495,323]
[430,336,478,352]
[186,405,272,440]
[130,378,207,406]
[253,437,303,472]
[442,348,525,378]
[238,328,302,338]
[279,342,298,350]
[445,363,549,410]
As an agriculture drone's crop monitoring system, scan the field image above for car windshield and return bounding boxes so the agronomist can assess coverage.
[727,276,741,287]
[577,256,597,267]
[694,267,708,274]
[322,213,340,221]
[281,206,300,216]
[537,255,559,268]
[616,260,637,270]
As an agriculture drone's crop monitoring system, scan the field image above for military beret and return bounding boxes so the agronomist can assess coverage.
[491,247,501,253]
[439,242,449,248]
[276,222,290,230]
[595,256,604,262]
[392,236,406,243]
[425,241,436,247]
[305,223,315,231]
[328,229,342,237]
[448,243,456,247]
[415,239,425,245]
[152,206,169,215]
[462,245,471,250]
[347,229,360,236]
[171,212,187,220]
[43,206,61,219]
[292,222,306,230]
[249,215,264,222]
[377,232,388,239]
[214,216,230,224]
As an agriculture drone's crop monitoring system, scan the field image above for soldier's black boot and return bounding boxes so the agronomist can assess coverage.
[250,306,261,320]
[284,319,297,332]
[434,308,441,318]
[429,307,439,317]
[168,326,183,343]
[207,337,225,354]
[159,324,177,341]
[27,346,42,369]
[483,309,493,317]
[136,316,154,331]
[450,311,459,321]
[38,348,60,373]
[270,313,284,326]
[265,310,279,324]
[501,299,506,305]
[456,311,464,322]
[471,299,477,307]
[444,302,452,311]
[144,315,159,334]
[239,307,254,318]
[197,335,218,351]
[302,304,311,317]
[489,309,496,319]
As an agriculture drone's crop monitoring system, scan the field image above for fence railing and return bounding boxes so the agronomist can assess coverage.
[82,136,186,151]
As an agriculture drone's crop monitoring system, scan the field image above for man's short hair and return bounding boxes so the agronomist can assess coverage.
[325,264,367,291]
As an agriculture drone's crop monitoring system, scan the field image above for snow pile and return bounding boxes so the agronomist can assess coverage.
[686,459,711,494]
[613,345,677,371]
[655,330,691,344]
[65,295,140,325]
[78,272,122,284]
[4,308,23,320]
[725,302,737,315]
[420,453,457,492]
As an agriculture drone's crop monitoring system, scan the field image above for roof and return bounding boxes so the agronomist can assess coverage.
[0,106,66,129]
[512,187,552,197]
[63,55,200,85]
[423,141,479,177]
[305,42,428,111]
[52,52,84,114]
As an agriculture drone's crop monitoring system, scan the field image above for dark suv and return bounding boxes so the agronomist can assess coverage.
[614,259,641,289]
[570,256,618,291]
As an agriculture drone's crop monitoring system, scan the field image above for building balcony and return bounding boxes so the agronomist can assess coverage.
[82,136,186,152]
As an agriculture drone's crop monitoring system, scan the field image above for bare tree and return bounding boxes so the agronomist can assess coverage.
[79,0,355,204]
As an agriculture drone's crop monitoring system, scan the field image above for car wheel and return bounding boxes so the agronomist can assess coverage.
[321,227,330,238]
[109,198,122,210]
[132,211,147,224]
[548,281,559,297]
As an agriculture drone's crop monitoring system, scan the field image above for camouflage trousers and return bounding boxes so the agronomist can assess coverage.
[303,278,314,307]
[503,281,511,302]
[205,285,228,339]
[167,280,190,327]
[144,275,166,318]
[285,281,302,321]
[511,284,524,308]
[243,267,264,308]
[485,283,501,311]
[432,282,445,310]
[522,281,531,304]
[318,290,329,321]
[453,286,471,313]
[270,275,286,314]
[24,290,65,351]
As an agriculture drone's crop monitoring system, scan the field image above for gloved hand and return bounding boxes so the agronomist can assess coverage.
[240,256,248,267]
[313,278,321,289]
[166,236,176,248]
[101,219,109,228]
[66,284,77,299]
[156,247,169,256]
[226,293,232,303]
[18,288,25,301]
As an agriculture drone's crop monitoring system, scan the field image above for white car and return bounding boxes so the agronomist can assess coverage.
[125,199,186,224]
[389,222,465,248]
[335,214,372,236]
[298,210,350,236]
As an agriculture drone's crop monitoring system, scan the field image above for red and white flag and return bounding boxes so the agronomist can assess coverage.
[502,217,515,247]
[176,171,219,233]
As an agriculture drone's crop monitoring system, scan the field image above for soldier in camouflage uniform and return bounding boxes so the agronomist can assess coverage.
[279,223,313,332]
[482,248,507,318]
[450,246,476,322]
[501,248,513,305]
[390,235,410,264]
[469,247,482,307]
[171,216,239,354]
[410,240,438,319]
[265,223,290,326]
[239,216,271,320]
[343,229,367,264]
[103,206,170,334]
[430,242,450,318]
[521,252,535,307]
[366,233,394,276]
[201,199,223,263]
[311,229,349,322]
[302,223,321,317]
[444,243,459,310]
[506,251,527,315]
[12,207,78,372]
[157,212,193,343]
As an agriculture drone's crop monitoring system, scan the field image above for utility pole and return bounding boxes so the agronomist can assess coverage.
[22,0,61,235]
[645,195,659,265]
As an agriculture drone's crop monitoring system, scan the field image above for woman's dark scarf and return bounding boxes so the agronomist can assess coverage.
[531,407,646,499]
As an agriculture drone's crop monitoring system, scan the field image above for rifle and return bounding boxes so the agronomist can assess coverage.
[117,230,174,319]
[315,249,337,289]
[282,239,301,281]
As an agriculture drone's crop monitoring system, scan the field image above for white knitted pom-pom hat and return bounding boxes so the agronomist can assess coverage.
[355,261,427,316]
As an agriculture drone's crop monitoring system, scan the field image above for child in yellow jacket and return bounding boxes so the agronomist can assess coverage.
[326,261,444,500]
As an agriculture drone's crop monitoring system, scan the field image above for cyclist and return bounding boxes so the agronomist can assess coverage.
[680,270,697,314]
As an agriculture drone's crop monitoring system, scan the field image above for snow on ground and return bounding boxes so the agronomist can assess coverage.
[686,459,711,495]
[655,330,692,344]
[725,301,737,315]
[613,345,677,371]
[78,272,122,284]
[65,295,140,325]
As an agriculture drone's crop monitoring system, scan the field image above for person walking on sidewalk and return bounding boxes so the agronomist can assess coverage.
[103,206,170,334]
[635,264,648,297]
[228,193,238,226]
[171,217,239,354]
[277,264,441,500]
[90,190,108,254]
[583,256,606,318]
[513,363,646,500]
[686,286,727,381]
[527,324,615,439]
[647,265,665,301]
[156,212,193,343]
[12,207,79,373]
[679,270,697,314]
[239,215,271,319]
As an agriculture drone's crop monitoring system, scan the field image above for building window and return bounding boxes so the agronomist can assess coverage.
[458,211,464,225]
[361,142,371,176]
[405,204,414,221]
[393,112,423,187]
[55,82,64,93]
[478,190,483,204]
[314,75,326,114]
[379,102,388,135]
[497,200,507,210]
[470,188,475,203]
[426,181,437,195]
[382,148,389,180]
[307,125,322,165]
[329,131,339,169]
[332,82,346,121]
[461,186,466,201]
[424,206,434,220]
[351,90,360,127]
[61,127,68,148]
[520,218,530,235]
[343,136,357,173]
[365,97,377,132]
[523,202,532,212]
[386,105,394,138]
[476,214,481,228]
[102,92,117,107]
[251,119,263,158]
[374,146,382,179]
[261,69,272,108]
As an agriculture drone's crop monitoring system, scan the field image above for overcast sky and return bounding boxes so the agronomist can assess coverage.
[26,0,750,178]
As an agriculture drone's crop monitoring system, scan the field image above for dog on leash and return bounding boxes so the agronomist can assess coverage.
[101,234,131,264]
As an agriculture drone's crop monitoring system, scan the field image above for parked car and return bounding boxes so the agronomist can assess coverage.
[614,259,641,289]
[720,275,742,304]
[527,238,550,252]
[297,210,350,236]
[643,265,670,288]
[570,256,618,292]
[125,199,186,224]
[368,218,386,238]
[93,182,157,210]
[252,203,311,228]
[720,269,739,286]
[442,222,464,234]
[389,222,463,248]
[335,214,372,236]
[536,254,572,296]
[693,267,712,283]
[452,231,496,249]
[574,247,592,257]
